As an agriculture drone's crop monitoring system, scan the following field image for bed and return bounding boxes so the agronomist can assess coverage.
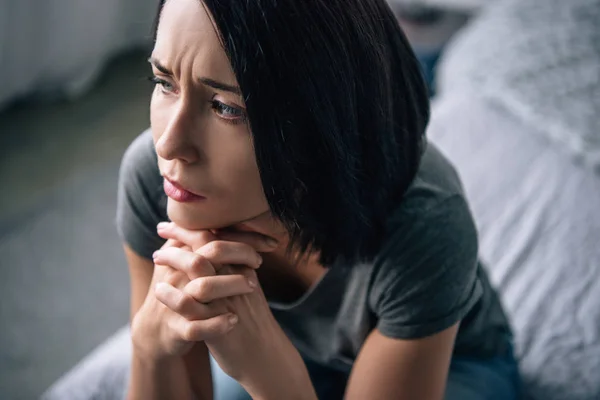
[427,0,600,398]
[0,0,156,110]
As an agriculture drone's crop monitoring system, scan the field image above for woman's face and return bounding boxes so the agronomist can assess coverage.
[150,0,269,231]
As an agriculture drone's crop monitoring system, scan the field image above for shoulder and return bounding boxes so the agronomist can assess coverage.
[116,129,168,259]
[391,141,466,215]
[119,128,159,181]
[382,141,477,251]
[118,128,165,215]
[379,192,478,277]
[367,143,481,339]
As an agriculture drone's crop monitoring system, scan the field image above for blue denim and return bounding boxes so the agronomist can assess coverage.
[415,49,442,97]
[211,341,521,400]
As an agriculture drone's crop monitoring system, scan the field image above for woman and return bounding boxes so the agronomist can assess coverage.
[47,0,520,399]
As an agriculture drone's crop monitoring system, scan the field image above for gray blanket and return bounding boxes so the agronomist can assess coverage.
[428,0,600,398]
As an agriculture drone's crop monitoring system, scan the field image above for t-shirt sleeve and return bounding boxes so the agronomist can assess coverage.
[116,129,168,259]
[369,194,483,339]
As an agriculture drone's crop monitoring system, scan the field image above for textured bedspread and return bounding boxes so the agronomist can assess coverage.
[428,1,600,398]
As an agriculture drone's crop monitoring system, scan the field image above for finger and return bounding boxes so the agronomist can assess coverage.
[155,282,226,320]
[197,240,263,270]
[214,229,279,253]
[157,222,216,251]
[218,264,258,281]
[170,313,239,342]
[184,275,255,303]
[160,238,186,250]
[153,247,216,279]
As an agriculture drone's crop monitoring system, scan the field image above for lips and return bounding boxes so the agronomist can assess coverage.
[163,178,206,202]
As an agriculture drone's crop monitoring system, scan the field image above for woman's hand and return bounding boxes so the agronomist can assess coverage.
[157,223,317,399]
[130,225,275,362]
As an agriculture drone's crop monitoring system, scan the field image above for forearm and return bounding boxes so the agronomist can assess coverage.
[239,343,317,400]
[183,343,214,400]
[246,370,317,400]
[127,351,194,400]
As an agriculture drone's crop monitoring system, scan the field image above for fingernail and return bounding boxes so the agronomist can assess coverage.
[228,314,239,325]
[247,278,257,289]
[266,237,278,248]
[152,250,159,259]
[257,254,263,265]
[157,222,170,231]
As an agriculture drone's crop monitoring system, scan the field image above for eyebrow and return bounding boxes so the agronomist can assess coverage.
[199,77,241,96]
[148,57,241,96]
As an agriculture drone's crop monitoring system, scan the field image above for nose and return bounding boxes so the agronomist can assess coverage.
[154,103,202,164]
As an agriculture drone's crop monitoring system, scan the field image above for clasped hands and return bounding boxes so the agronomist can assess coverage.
[131,221,312,396]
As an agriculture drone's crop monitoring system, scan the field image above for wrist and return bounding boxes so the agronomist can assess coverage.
[240,344,317,400]
[130,313,172,363]
[128,349,194,400]
[132,348,179,369]
[131,337,175,365]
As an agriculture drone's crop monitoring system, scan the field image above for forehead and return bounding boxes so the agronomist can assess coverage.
[154,0,233,78]
[158,0,214,38]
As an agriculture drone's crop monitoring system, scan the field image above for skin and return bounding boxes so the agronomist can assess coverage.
[150,0,271,232]
[127,0,460,399]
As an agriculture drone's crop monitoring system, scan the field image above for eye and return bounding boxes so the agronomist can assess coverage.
[148,76,176,94]
[211,100,247,125]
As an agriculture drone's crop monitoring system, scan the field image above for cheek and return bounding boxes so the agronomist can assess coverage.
[150,92,166,140]
[217,139,266,203]
[226,151,261,188]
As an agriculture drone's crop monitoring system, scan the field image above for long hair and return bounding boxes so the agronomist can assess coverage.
[153,0,429,267]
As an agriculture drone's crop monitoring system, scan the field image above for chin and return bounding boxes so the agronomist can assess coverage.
[166,199,235,231]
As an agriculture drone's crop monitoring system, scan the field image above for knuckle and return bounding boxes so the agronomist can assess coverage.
[180,244,193,252]
[163,270,176,283]
[164,270,182,286]
[198,231,214,245]
[212,240,228,254]
[172,293,189,313]
[166,318,179,337]
[201,241,223,260]
[189,254,207,274]
[182,322,201,342]
[193,278,213,301]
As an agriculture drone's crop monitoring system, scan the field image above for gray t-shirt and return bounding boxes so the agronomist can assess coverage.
[116,129,511,372]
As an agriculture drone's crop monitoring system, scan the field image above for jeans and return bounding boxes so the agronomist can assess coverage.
[212,343,521,400]
[41,327,521,400]
[415,49,442,97]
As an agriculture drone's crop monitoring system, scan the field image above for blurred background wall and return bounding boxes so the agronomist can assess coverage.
[0,1,158,397]
[0,0,156,108]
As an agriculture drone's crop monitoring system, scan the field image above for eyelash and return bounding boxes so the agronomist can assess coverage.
[148,76,175,94]
[210,100,247,125]
[148,75,247,125]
